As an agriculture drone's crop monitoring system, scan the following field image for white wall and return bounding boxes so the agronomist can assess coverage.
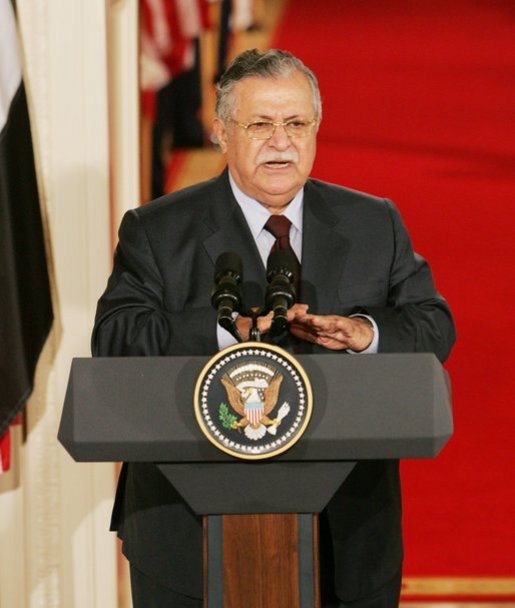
[0,1,139,606]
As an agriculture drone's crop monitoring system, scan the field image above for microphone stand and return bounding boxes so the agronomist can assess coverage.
[249,310,261,342]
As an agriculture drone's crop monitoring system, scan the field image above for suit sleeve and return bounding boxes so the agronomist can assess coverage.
[91,209,218,357]
[363,200,456,363]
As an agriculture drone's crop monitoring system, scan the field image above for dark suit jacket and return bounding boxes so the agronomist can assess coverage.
[92,170,455,601]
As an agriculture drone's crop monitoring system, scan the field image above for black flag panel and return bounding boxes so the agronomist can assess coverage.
[0,1,53,435]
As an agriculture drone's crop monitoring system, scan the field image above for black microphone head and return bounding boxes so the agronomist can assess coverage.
[266,249,297,283]
[214,252,243,283]
[212,252,243,313]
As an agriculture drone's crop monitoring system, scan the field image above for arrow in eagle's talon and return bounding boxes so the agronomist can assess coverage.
[266,403,291,434]
[277,402,290,419]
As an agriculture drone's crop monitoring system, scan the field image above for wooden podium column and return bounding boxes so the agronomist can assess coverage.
[204,514,320,608]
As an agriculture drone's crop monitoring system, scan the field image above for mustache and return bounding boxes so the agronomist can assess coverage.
[256,150,299,164]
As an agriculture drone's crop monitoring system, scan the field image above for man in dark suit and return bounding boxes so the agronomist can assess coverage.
[92,49,455,607]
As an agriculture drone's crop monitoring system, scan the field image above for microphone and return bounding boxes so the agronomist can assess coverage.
[211,252,243,335]
[266,249,297,334]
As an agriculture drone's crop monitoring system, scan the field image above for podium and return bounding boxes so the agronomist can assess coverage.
[59,353,452,607]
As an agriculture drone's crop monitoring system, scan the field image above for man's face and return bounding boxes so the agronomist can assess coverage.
[213,71,318,213]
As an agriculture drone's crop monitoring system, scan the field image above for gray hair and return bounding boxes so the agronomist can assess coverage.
[215,49,322,123]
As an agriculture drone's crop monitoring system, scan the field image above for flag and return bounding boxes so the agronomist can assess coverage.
[0,413,22,472]
[0,0,53,455]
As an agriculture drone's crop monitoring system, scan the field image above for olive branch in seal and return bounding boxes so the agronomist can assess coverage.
[218,403,238,429]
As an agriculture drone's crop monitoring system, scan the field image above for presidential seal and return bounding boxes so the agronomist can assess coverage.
[194,342,313,460]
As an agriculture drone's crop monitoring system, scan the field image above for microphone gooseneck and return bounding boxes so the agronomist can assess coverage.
[211,252,243,340]
[266,249,297,334]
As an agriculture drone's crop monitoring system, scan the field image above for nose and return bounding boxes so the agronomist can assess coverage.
[268,123,291,149]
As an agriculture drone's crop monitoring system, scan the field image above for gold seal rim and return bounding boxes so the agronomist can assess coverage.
[193,342,313,460]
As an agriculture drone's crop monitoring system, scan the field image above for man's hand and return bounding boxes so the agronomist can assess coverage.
[235,310,274,341]
[235,303,310,341]
[288,307,374,352]
[236,304,374,351]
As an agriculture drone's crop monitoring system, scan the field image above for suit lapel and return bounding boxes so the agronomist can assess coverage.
[202,172,267,307]
[301,181,349,313]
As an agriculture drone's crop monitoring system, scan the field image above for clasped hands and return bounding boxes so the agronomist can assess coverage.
[235,303,374,352]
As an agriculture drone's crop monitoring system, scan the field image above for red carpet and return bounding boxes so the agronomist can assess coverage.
[272,0,515,597]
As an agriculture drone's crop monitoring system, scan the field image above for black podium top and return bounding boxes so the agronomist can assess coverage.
[59,353,452,463]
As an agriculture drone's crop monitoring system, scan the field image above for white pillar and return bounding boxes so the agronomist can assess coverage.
[0,1,140,607]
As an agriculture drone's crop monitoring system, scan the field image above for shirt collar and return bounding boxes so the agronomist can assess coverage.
[228,171,304,239]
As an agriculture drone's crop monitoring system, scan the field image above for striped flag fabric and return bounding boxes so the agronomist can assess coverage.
[0,0,53,469]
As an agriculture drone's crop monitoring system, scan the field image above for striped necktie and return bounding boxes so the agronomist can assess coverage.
[264,214,300,294]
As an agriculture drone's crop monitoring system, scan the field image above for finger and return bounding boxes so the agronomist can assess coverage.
[290,324,318,342]
[308,315,337,330]
[315,335,349,351]
[257,312,274,333]
[290,303,309,313]
[287,304,310,321]
[312,317,354,335]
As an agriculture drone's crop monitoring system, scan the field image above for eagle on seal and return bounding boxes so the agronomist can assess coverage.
[221,372,287,440]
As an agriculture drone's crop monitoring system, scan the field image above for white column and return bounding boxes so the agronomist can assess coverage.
[0,1,138,606]
[107,0,141,230]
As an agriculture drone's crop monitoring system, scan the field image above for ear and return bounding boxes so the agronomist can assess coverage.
[212,117,229,154]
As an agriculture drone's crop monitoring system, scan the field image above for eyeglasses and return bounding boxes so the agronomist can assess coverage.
[232,118,317,140]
